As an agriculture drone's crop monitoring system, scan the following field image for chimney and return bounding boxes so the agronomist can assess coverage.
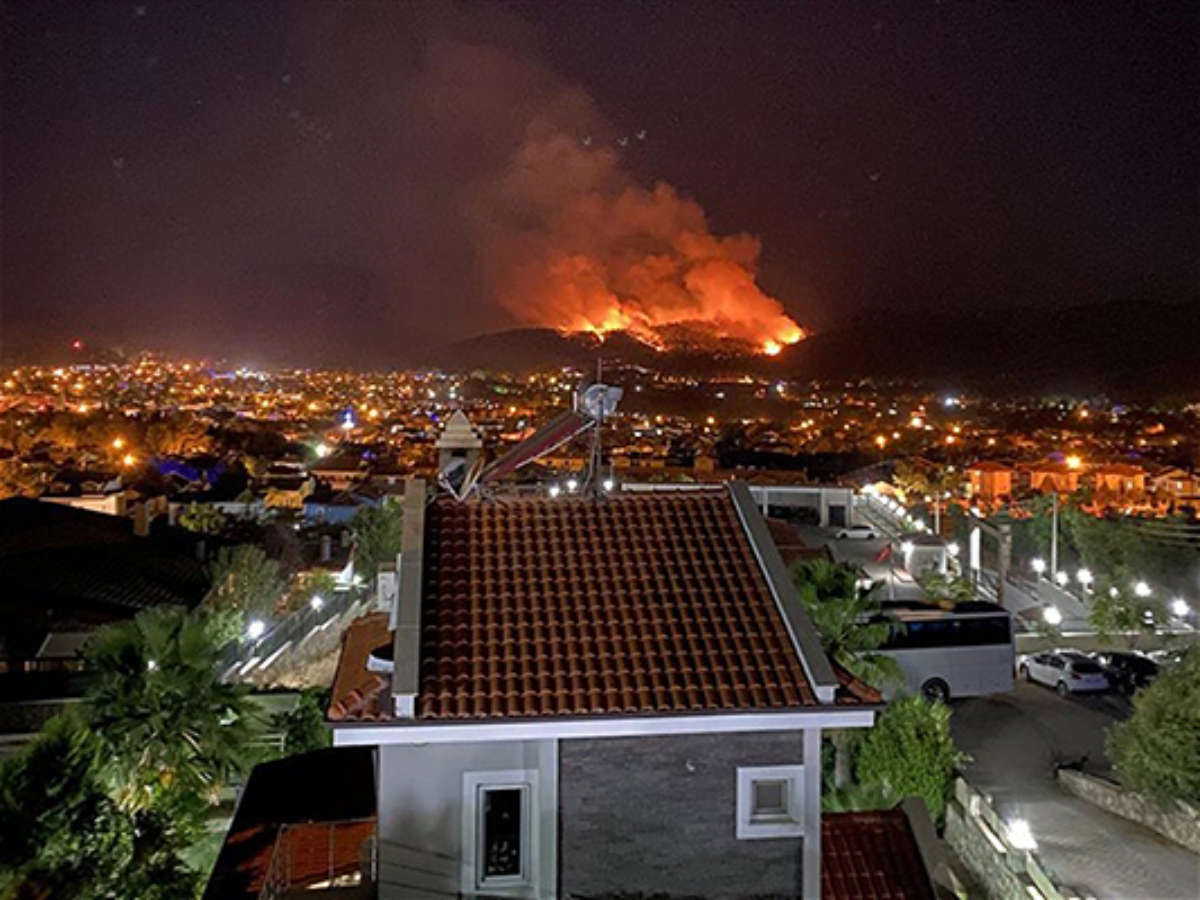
[133,502,150,537]
[391,478,427,718]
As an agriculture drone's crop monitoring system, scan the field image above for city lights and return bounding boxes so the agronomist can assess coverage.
[1031,558,1046,575]
[1043,607,1063,626]
[1133,581,1151,598]
[246,620,266,641]
[1076,569,1093,587]
[1171,599,1190,618]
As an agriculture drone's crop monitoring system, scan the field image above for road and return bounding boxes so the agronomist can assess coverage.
[953,682,1200,899]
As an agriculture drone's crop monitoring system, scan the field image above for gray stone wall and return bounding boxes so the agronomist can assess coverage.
[1058,769,1200,855]
[558,731,806,900]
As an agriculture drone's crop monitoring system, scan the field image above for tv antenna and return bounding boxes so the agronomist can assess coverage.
[581,358,621,494]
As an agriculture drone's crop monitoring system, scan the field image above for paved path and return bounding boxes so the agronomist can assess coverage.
[953,682,1200,899]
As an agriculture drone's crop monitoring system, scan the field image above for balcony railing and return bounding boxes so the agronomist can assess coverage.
[258,818,377,900]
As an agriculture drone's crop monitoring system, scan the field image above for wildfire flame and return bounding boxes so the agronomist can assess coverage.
[482,128,806,357]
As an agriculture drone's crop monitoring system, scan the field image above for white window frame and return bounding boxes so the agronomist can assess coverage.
[737,765,805,839]
[461,769,540,897]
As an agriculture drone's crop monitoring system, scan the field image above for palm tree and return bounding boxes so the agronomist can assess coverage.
[85,608,258,811]
[791,559,901,687]
[791,559,902,787]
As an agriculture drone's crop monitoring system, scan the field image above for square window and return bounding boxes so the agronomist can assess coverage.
[737,766,805,840]
[752,779,790,820]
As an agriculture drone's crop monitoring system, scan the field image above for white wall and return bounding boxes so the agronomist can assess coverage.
[376,739,558,899]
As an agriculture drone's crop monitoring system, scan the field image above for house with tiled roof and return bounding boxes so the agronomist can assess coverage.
[966,461,1013,504]
[209,478,942,899]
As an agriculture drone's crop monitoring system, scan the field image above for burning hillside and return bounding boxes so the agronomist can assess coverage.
[472,103,804,357]
[484,129,806,356]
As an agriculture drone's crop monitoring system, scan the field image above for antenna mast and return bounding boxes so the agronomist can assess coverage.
[586,357,605,494]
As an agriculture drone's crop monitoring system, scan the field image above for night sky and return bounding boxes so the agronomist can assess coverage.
[2,1,1195,367]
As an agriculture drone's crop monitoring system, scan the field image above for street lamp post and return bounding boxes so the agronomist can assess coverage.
[1049,492,1059,578]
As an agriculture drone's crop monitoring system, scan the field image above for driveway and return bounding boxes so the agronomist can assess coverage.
[952,682,1200,899]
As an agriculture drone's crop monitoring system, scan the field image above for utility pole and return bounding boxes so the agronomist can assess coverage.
[1050,491,1059,577]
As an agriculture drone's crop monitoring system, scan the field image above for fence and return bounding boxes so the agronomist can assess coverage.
[221,586,367,680]
[259,818,377,899]
[945,778,1082,900]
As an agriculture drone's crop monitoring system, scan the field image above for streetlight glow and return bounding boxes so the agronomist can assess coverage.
[1043,607,1063,626]
[1054,571,1069,587]
[947,542,960,557]
[1171,599,1190,618]
[1134,581,1151,598]
[548,485,561,498]
[1031,558,1046,575]
[1077,569,1093,586]
[566,478,579,493]
[602,478,615,492]
[1007,819,1037,851]
[900,541,914,555]
[310,595,324,611]
[246,619,266,641]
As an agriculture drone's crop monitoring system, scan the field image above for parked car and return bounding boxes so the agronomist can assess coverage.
[1147,646,1191,668]
[1018,650,1109,696]
[1092,651,1158,694]
[836,524,879,540]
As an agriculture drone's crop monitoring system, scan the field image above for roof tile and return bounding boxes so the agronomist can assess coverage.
[330,489,880,723]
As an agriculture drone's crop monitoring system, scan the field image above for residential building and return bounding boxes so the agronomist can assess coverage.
[204,479,944,899]
[1023,461,1079,495]
[1091,463,1147,497]
[966,462,1013,503]
[321,479,930,899]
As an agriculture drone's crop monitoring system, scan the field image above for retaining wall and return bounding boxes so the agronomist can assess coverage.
[1057,769,1200,855]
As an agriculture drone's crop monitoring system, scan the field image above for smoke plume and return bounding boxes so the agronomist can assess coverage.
[410,37,804,354]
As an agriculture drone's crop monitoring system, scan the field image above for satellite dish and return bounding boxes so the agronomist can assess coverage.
[579,383,623,421]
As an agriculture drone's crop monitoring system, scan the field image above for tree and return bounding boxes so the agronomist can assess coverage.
[204,545,286,641]
[846,695,967,826]
[791,559,901,688]
[1089,577,1165,647]
[350,500,404,584]
[0,714,134,899]
[916,571,974,607]
[178,503,228,536]
[0,459,48,500]
[792,559,902,788]
[274,689,333,756]
[1108,649,1200,805]
[85,607,258,811]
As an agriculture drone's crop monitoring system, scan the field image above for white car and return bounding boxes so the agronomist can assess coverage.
[836,524,879,540]
[1018,650,1109,697]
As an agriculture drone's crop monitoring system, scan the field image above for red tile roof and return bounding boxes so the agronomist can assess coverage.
[203,747,376,900]
[823,809,938,900]
[328,610,391,722]
[329,488,879,723]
